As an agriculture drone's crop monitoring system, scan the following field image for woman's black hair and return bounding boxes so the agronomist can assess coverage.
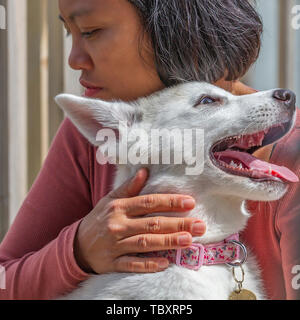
[128,0,263,87]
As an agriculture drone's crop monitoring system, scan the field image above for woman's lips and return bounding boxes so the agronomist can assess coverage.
[84,87,103,97]
[80,79,103,97]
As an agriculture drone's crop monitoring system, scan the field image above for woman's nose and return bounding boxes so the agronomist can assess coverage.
[68,41,93,71]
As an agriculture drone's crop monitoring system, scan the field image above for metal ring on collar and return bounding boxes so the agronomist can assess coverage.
[225,240,248,267]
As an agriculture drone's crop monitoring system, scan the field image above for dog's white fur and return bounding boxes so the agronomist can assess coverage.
[55,82,296,300]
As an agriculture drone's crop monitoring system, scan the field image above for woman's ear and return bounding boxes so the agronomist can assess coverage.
[55,94,140,146]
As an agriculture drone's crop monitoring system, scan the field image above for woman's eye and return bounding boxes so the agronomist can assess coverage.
[81,29,101,38]
[199,96,216,105]
[63,28,101,38]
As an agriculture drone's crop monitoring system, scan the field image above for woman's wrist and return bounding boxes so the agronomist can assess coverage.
[73,222,95,274]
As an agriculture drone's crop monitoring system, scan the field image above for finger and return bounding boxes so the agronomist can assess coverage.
[108,168,149,199]
[123,216,206,238]
[115,194,195,217]
[116,232,193,255]
[114,255,169,273]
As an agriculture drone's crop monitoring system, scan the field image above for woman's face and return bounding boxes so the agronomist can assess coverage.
[59,0,165,101]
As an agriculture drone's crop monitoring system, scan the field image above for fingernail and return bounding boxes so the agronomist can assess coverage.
[182,198,195,209]
[133,168,148,182]
[158,259,169,269]
[133,170,141,181]
[129,169,143,187]
[178,234,191,246]
[192,221,206,235]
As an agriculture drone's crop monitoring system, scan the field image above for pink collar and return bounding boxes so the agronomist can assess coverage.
[142,234,241,271]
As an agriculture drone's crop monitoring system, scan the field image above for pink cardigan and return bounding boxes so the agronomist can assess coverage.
[0,111,299,300]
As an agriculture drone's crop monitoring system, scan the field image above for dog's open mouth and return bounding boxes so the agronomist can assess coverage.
[210,121,298,183]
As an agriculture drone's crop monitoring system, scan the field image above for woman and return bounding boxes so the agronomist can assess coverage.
[0,0,299,300]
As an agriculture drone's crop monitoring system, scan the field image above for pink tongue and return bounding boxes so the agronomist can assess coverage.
[214,150,299,182]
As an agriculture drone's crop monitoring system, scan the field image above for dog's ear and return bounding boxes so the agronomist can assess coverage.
[55,94,140,146]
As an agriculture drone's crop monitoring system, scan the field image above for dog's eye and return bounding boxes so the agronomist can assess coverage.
[199,96,216,105]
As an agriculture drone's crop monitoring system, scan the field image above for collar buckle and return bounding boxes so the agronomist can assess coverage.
[225,240,248,267]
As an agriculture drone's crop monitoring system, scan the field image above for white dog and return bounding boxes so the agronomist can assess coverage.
[55,82,298,300]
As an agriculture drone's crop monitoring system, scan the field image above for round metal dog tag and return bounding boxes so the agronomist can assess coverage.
[229,289,257,300]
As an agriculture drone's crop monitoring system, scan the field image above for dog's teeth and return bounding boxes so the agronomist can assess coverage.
[238,163,243,169]
[230,160,240,168]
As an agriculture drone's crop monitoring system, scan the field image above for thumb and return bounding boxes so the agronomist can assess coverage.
[108,168,149,199]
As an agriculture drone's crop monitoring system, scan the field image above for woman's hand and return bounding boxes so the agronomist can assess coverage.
[74,168,206,274]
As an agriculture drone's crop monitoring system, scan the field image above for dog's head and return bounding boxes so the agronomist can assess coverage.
[55,82,298,202]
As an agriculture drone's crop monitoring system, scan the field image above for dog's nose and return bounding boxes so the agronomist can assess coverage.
[272,89,296,108]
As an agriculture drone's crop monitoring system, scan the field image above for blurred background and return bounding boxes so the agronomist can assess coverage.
[0,0,300,240]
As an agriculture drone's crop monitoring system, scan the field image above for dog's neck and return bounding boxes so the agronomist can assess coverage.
[189,193,249,244]
[116,166,250,245]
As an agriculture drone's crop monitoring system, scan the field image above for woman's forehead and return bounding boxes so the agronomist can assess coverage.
[58,0,133,21]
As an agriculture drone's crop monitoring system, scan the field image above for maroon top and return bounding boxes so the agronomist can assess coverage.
[0,110,299,300]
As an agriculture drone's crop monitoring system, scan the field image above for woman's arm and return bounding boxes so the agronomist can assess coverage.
[274,122,300,300]
[0,118,93,299]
